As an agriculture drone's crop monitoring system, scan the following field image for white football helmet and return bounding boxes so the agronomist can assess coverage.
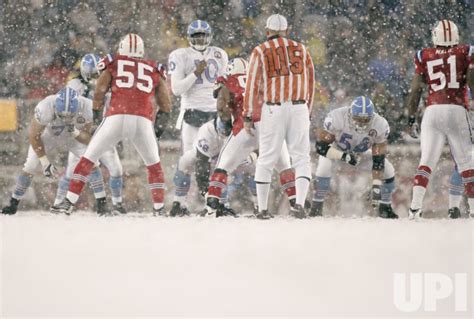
[226,57,248,76]
[432,20,459,47]
[118,33,145,58]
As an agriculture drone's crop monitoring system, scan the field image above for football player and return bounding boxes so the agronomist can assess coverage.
[405,20,474,219]
[312,96,398,219]
[1,87,101,215]
[51,53,127,214]
[202,58,299,219]
[167,20,228,216]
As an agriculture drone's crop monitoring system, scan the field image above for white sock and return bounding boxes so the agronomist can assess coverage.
[467,198,474,216]
[256,183,270,212]
[295,177,310,206]
[173,195,186,204]
[410,185,426,210]
[153,203,164,210]
[448,194,462,209]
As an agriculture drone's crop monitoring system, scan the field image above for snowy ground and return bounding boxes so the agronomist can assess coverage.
[0,211,472,318]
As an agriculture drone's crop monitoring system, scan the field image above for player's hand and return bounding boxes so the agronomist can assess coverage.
[408,115,420,139]
[341,152,359,166]
[66,125,81,138]
[371,181,382,207]
[194,60,207,76]
[43,163,58,178]
[244,118,254,136]
[246,151,258,165]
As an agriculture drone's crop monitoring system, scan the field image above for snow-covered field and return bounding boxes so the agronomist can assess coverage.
[0,211,472,318]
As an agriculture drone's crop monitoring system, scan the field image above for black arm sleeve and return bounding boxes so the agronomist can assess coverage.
[372,154,385,171]
[154,110,170,139]
[316,140,331,156]
[195,149,211,196]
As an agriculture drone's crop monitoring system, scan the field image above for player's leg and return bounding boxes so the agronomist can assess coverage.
[310,156,333,217]
[448,166,463,218]
[445,107,474,217]
[61,116,123,213]
[1,145,39,215]
[99,148,126,213]
[51,152,77,209]
[255,104,286,218]
[409,109,445,218]
[132,116,165,215]
[206,129,256,214]
[274,142,298,207]
[285,103,311,218]
[378,158,398,218]
[172,122,199,213]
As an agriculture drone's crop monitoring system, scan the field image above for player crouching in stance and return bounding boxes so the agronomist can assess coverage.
[55,33,172,215]
[311,96,398,219]
[201,58,298,218]
[405,20,474,219]
[1,87,101,215]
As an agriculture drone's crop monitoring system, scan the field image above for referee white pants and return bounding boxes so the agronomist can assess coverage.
[255,102,311,183]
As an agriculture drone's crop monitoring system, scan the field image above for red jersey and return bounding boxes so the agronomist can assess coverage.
[414,44,474,108]
[216,73,263,135]
[99,54,163,120]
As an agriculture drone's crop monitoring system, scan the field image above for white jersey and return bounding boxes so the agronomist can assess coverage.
[323,106,389,153]
[67,77,93,98]
[34,95,93,138]
[168,46,228,112]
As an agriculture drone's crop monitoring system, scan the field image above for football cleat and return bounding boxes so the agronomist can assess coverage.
[153,207,167,217]
[55,199,74,215]
[49,204,62,214]
[113,202,127,214]
[1,198,19,215]
[95,197,112,216]
[216,204,238,218]
[255,209,273,220]
[378,203,399,219]
[408,208,422,220]
[309,201,324,217]
[290,204,307,219]
[448,207,461,219]
[169,201,190,217]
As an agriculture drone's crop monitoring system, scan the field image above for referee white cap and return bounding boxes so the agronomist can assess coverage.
[265,14,288,31]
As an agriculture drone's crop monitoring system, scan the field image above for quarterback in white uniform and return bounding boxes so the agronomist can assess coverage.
[168,19,228,216]
[58,53,126,214]
[312,96,398,218]
[1,87,104,215]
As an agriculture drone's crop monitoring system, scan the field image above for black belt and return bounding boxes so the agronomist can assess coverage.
[266,100,306,106]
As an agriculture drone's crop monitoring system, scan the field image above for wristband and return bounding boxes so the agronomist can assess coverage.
[72,128,81,138]
[243,116,252,123]
[39,156,50,167]
[373,179,382,186]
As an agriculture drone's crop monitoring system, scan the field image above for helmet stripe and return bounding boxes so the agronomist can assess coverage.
[446,20,452,42]
[65,88,70,113]
[129,34,133,53]
[133,34,137,52]
[441,20,447,42]
[362,96,366,114]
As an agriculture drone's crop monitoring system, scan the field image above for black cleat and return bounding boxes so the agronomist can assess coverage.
[448,207,461,219]
[169,201,190,217]
[153,207,167,216]
[56,199,74,215]
[96,197,112,216]
[379,203,399,219]
[216,204,238,217]
[113,202,127,214]
[255,209,273,220]
[290,204,307,219]
[1,198,19,215]
[309,201,323,217]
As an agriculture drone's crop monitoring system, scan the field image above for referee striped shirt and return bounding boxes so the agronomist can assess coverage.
[243,35,315,119]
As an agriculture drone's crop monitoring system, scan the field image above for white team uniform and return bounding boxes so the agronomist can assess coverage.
[316,106,395,178]
[23,95,92,174]
[168,46,228,153]
[66,78,122,178]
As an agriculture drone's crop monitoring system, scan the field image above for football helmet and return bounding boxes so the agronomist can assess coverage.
[187,20,212,51]
[226,57,248,76]
[432,20,459,47]
[80,53,101,82]
[118,33,144,58]
[55,87,79,122]
[349,96,374,132]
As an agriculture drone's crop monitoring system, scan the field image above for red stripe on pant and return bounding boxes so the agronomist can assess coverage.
[69,157,95,195]
[413,165,431,188]
[461,169,474,197]
[279,168,296,198]
[147,162,165,204]
[208,170,227,198]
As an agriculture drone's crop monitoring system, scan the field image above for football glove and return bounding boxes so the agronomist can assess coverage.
[341,152,359,166]
[408,115,420,139]
[371,181,382,207]
[39,157,58,179]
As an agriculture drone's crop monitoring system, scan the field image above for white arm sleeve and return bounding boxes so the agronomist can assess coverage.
[168,51,197,96]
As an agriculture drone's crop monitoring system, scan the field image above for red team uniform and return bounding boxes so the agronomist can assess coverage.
[60,34,168,214]
[408,20,474,218]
